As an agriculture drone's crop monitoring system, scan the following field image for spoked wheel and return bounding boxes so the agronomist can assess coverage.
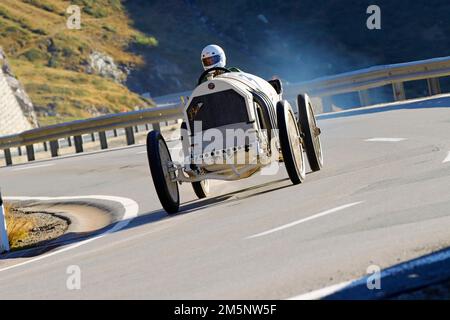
[147,130,180,214]
[192,180,210,199]
[277,100,306,185]
[297,94,323,172]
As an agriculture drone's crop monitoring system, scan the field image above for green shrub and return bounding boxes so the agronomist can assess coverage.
[102,25,116,33]
[133,34,158,47]
[48,56,60,68]
[23,48,45,62]
[31,28,47,35]
[0,25,28,38]
[62,47,75,57]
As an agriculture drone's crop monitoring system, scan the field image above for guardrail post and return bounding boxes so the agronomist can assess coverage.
[99,131,108,149]
[0,191,10,253]
[50,140,59,157]
[152,122,161,132]
[427,78,441,96]
[125,127,135,145]
[392,82,406,101]
[0,104,184,162]
[74,135,83,153]
[4,149,12,166]
[26,145,35,162]
[358,90,371,107]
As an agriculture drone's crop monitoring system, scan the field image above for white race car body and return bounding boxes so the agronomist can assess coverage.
[146,68,322,213]
[179,72,283,181]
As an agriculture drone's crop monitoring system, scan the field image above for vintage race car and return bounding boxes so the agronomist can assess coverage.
[146,66,323,214]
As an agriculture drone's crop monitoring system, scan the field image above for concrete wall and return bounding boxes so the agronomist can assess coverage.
[0,68,32,136]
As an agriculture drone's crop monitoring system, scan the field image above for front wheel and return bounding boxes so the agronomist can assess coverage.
[277,100,306,185]
[147,130,180,214]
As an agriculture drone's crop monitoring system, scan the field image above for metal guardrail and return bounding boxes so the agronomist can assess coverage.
[285,56,450,109]
[0,104,184,166]
[2,55,450,166]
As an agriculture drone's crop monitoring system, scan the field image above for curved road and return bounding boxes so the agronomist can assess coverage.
[0,96,450,299]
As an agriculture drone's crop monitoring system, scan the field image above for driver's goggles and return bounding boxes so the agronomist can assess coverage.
[202,55,221,67]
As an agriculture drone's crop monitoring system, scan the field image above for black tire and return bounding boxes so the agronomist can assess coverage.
[180,121,187,132]
[276,101,306,185]
[297,94,323,172]
[192,180,210,199]
[147,130,180,214]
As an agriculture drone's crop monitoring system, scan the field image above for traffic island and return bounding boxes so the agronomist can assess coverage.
[1,199,114,258]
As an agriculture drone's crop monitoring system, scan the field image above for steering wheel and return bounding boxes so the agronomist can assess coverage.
[197,67,231,85]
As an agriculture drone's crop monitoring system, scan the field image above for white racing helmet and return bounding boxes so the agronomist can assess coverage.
[201,44,226,70]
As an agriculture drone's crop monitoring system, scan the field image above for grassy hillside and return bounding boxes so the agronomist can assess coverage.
[0,0,156,125]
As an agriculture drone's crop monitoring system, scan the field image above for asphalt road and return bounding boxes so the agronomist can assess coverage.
[0,96,449,299]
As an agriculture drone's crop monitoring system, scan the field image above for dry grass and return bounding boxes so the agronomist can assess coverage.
[4,203,35,249]
[10,58,149,125]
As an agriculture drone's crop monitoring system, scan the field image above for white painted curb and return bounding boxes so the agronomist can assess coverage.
[0,192,10,253]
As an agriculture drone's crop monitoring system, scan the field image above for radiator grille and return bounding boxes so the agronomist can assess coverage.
[187,89,249,132]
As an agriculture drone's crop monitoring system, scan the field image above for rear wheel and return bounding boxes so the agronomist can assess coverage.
[147,130,180,214]
[298,94,323,172]
[192,180,210,199]
[277,101,306,185]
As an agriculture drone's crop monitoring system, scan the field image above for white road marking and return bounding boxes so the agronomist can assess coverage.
[443,151,450,163]
[246,202,363,239]
[289,248,450,300]
[11,163,54,171]
[288,281,354,300]
[0,195,139,273]
[365,138,406,142]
